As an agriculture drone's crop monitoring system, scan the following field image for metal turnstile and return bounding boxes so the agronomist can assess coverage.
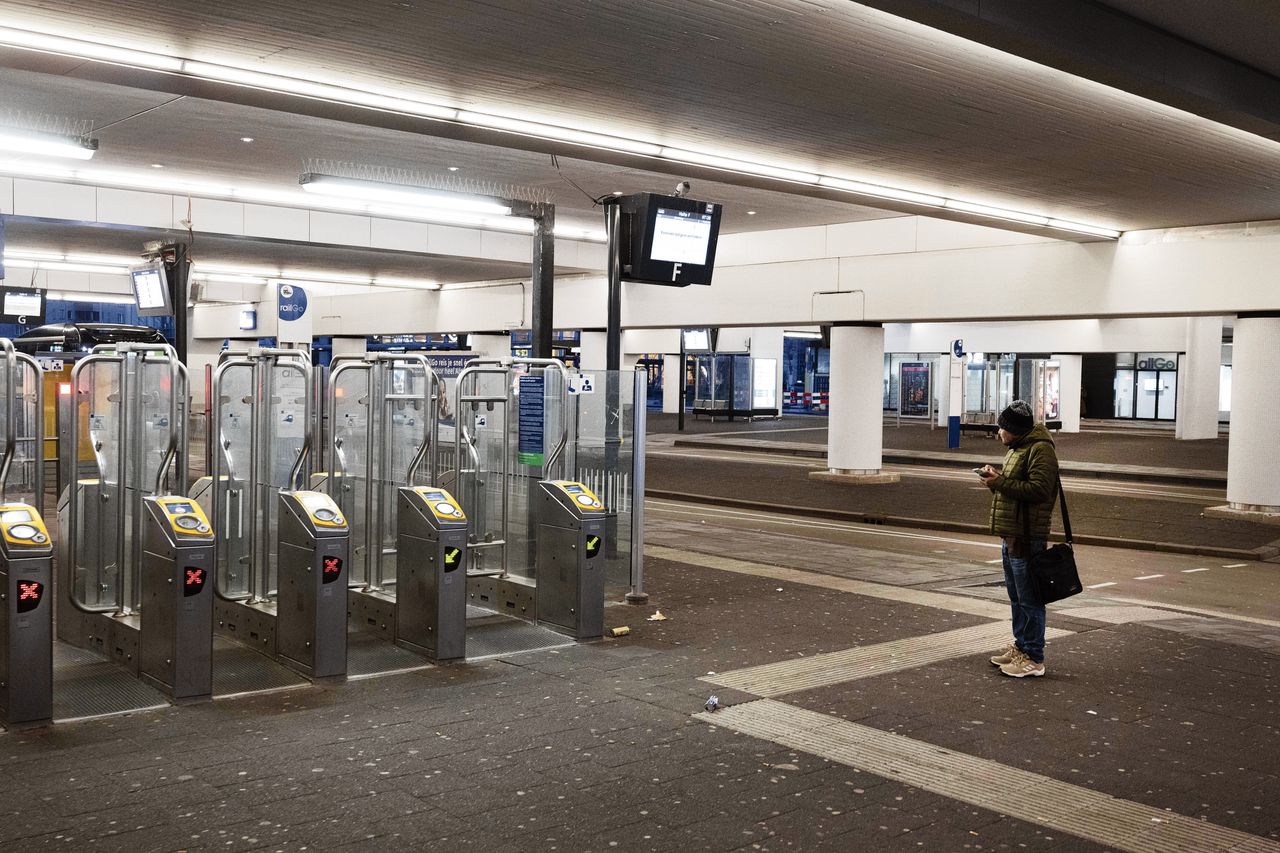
[58,343,211,700]
[395,487,468,661]
[0,503,54,727]
[276,490,349,678]
[535,481,606,640]
[139,497,215,699]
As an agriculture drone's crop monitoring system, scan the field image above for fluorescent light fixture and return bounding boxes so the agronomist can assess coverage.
[818,176,945,207]
[554,226,608,242]
[191,272,270,285]
[0,128,97,160]
[47,291,139,304]
[3,258,128,275]
[182,61,458,120]
[0,25,183,71]
[660,147,820,184]
[1046,219,1122,239]
[457,111,662,156]
[943,199,1050,226]
[785,330,823,339]
[373,277,441,290]
[300,173,512,216]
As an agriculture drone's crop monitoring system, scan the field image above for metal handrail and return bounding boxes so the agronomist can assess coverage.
[13,352,44,506]
[283,356,314,492]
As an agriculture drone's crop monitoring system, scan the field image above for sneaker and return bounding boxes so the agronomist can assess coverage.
[990,643,1019,667]
[1000,652,1045,678]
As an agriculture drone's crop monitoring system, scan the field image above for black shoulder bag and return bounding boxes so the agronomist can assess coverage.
[1023,475,1083,603]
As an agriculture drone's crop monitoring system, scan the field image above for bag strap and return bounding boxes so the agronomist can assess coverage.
[1022,473,1072,545]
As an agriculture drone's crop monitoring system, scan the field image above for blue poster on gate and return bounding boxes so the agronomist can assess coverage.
[517,375,545,466]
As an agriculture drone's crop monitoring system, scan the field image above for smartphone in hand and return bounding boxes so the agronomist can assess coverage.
[973,467,988,475]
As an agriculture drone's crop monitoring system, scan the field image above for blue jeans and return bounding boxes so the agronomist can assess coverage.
[1002,540,1047,663]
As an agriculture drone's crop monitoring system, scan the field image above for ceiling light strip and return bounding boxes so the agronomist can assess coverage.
[0,23,1123,239]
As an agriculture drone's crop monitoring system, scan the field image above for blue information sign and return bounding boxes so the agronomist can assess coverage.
[517,375,545,466]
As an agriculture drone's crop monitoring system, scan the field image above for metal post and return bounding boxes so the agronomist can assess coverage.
[677,337,686,432]
[625,368,648,604]
[605,201,623,372]
[531,203,556,361]
[166,243,190,365]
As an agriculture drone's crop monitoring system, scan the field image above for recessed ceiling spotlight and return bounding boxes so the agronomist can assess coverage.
[746,210,757,215]
[240,136,255,143]
[612,190,624,196]
[150,163,164,168]
[447,166,459,171]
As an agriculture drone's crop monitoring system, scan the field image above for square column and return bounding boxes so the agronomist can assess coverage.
[810,324,899,485]
[1206,314,1280,522]
[662,355,683,414]
[1174,316,1223,440]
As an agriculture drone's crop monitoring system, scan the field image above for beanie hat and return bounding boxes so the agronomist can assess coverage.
[997,400,1035,435]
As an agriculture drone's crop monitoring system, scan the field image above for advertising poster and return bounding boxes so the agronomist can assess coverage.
[899,362,932,417]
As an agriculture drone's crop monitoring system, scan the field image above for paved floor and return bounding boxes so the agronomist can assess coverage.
[3,504,1276,851]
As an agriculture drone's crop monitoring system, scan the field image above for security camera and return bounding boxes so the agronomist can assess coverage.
[674,181,692,198]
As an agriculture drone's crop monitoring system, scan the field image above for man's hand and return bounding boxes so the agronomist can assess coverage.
[977,465,1000,489]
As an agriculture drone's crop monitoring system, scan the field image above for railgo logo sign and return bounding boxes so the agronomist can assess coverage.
[277,283,308,320]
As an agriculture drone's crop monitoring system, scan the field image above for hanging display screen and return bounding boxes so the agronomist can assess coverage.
[623,193,723,287]
[0,286,46,324]
[131,262,174,316]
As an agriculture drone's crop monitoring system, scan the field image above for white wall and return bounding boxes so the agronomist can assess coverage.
[883,318,1190,354]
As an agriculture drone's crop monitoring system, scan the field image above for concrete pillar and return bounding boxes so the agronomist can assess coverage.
[1175,316,1223,440]
[1052,354,1083,433]
[579,332,606,371]
[467,334,510,360]
[662,354,682,414]
[1221,316,1280,515]
[935,354,950,428]
[749,327,785,417]
[810,325,899,485]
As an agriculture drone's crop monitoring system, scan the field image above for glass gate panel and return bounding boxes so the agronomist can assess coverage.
[573,370,636,591]
[456,369,509,577]
[70,359,123,612]
[213,362,255,600]
[330,365,371,587]
[0,358,43,508]
[377,359,431,588]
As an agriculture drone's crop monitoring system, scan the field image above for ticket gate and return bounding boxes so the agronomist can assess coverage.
[1,503,54,727]
[197,349,351,680]
[535,481,606,640]
[58,343,214,700]
[395,487,468,661]
[277,490,349,678]
[138,497,215,698]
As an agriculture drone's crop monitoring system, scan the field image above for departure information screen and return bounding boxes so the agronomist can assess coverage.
[649,207,713,265]
[3,291,41,317]
[132,268,169,311]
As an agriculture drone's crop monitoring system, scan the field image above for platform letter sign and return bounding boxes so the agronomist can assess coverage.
[517,374,545,466]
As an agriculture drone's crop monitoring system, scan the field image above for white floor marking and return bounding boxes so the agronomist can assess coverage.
[1134,574,1164,580]
[703,622,1073,697]
[1086,581,1118,589]
[1181,567,1210,573]
[1104,595,1280,629]
[1222,563,1248,568]
[644,544,1010,620]
[697,700,1280,853]
[647,499,1001,550]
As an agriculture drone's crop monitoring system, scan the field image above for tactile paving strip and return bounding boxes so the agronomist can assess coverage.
[211,636,308,698]
[703,622,1073,697]
[52,642,168,723]
[698,700,1280,853]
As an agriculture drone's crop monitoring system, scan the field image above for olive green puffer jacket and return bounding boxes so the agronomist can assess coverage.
[988,423,1060,540]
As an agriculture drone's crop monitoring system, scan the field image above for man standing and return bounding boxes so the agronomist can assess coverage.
[977,400,1060,677]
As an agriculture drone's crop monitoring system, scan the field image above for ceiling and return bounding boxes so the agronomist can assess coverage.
[0,0,1279,276]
